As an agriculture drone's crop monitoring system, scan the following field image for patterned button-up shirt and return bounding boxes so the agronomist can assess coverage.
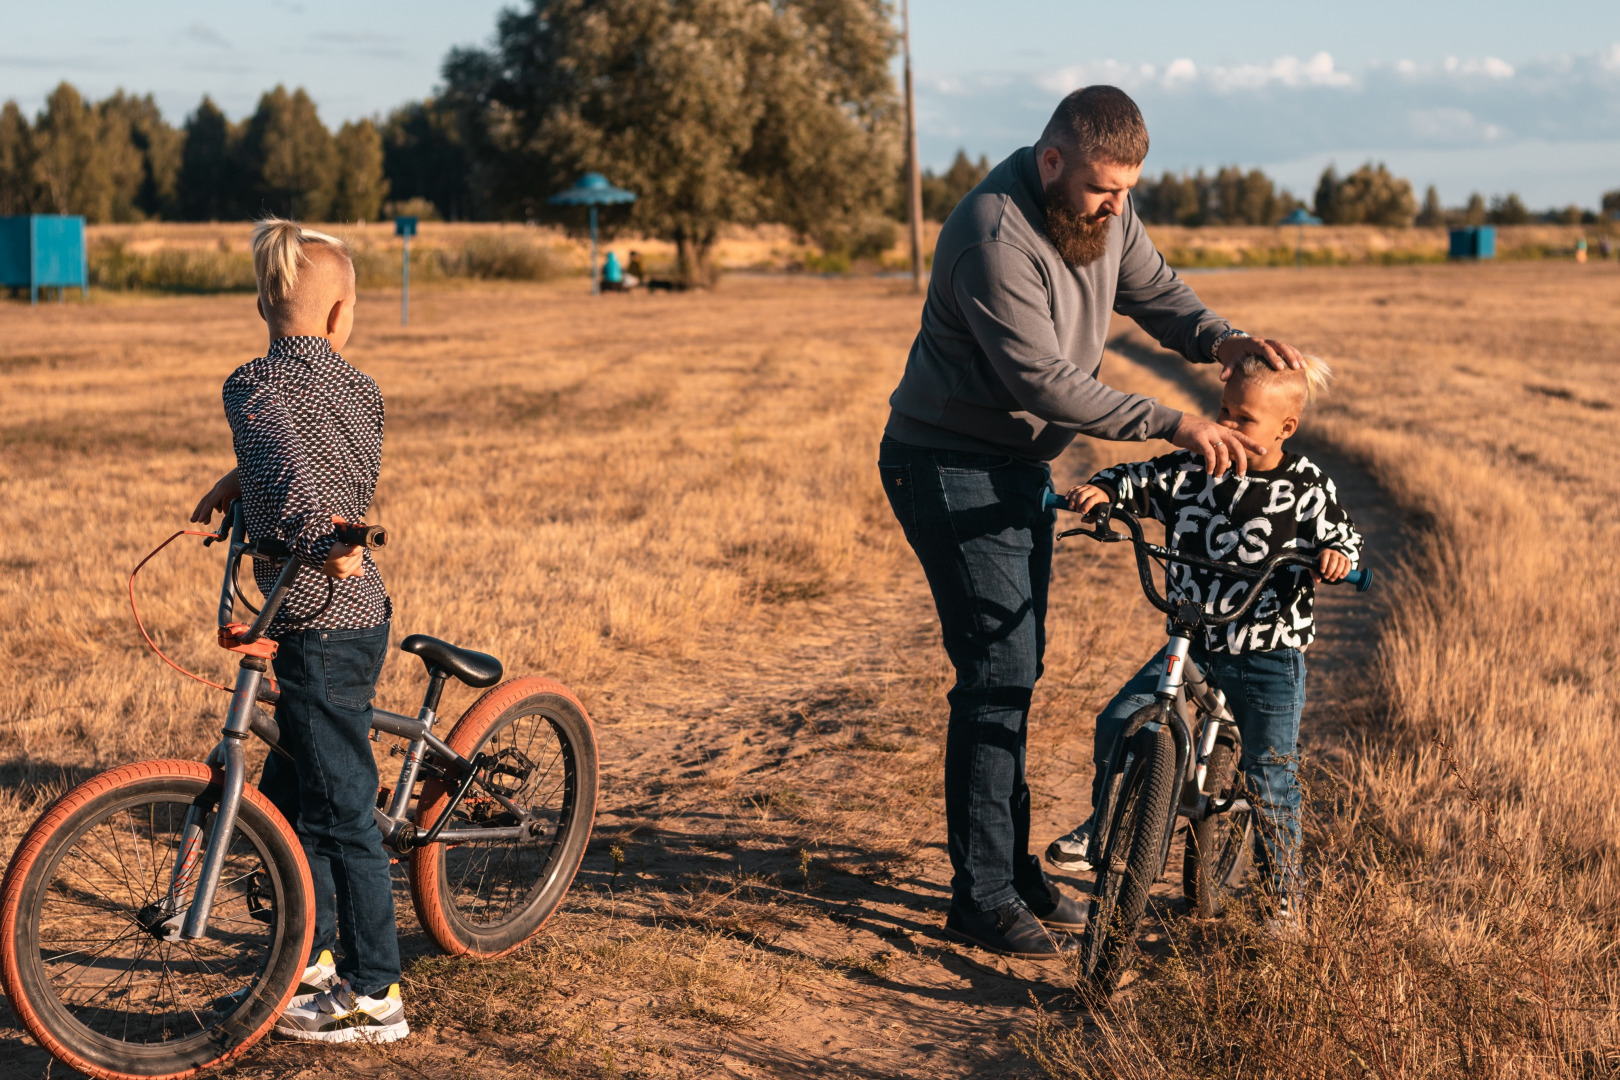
[223,335,391,633]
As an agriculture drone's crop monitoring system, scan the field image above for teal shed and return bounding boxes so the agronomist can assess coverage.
[0,215,89,303]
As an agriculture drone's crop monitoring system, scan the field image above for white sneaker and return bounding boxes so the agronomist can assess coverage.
[275,978,409,1044]
[1262,896,1304,940]
[1045,820,1094,872]
[291,949,339,1005]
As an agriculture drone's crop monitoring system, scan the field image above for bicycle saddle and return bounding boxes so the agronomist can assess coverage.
[400,634,504,688]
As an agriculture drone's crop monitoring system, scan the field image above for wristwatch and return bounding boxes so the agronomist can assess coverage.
[1209,327,1250,362]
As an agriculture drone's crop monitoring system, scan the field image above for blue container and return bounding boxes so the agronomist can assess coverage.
[0,215,89,302]
[1448,225,1497,260]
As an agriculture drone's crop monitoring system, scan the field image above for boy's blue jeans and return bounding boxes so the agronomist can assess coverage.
[1093,642,1306,897]
[259,623,401,998]
[878,438,1054,914]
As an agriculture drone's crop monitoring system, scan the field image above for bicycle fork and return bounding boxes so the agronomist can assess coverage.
[155,656,266,941]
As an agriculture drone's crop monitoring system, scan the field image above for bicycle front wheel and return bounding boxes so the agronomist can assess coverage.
[0,759,313,1080]
[410,677,599,957]
[1082,712,1176,992]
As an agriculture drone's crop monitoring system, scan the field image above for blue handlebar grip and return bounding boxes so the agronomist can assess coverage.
[1344,567,1373,592]
[1042,489,1068,513]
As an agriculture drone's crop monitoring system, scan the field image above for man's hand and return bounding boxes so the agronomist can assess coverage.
[1217,334,1305,381]
[190,467,242,525]
[322,515,366,580]
[1064,483,1112,518]
[1316,548,1351,583]
[1171,414,1266,478]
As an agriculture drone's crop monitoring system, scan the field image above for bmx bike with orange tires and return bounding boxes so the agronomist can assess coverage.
[0,503,599,1079]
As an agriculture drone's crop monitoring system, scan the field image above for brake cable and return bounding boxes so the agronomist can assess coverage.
[128,529,234,693]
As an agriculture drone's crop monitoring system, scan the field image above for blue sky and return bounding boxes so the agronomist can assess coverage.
[3,1,1618,208]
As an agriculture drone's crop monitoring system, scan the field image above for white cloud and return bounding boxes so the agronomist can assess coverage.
[1442,55,1515,78]
[1408,107,1506,142]
[1163,58,1197,86]
[1602,43,1620,72]
[1205,51,1353,91]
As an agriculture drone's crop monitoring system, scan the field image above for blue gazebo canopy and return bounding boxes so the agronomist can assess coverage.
[1278,207,1324,226]
[549,173,637,207]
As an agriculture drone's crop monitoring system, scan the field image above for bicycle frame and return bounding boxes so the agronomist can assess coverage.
[161,504,527,941]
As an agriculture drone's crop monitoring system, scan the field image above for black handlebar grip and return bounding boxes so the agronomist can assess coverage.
[333,522,389,550]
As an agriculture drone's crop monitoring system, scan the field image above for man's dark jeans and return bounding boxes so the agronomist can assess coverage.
[879,437,1054,914]
[260,623,400,997]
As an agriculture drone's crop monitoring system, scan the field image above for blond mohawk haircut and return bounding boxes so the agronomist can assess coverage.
[251,217,349,307]
[1232,351,1333,410]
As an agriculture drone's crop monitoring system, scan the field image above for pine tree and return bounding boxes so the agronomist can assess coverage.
[332,119,389,221]
[237,86,336,220]
[97,91,175,221]
[382,99,468,220]
[178,97,236,221]
[1415,185,1445,227]
[1486,193,1529,226]
[1463,193,1487,226]
[0,101,32,215]
[1313,166,1342,224]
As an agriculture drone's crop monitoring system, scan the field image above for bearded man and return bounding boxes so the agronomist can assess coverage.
[879,85,1304,958]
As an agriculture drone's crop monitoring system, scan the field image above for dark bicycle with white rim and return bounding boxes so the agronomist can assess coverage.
[0,503,598,1079]
[1041,490,1370,991]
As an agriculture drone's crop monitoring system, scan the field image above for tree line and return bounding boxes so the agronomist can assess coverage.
[0,83,389,223]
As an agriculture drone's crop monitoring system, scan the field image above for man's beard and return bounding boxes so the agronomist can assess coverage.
[1043,175,1113,266]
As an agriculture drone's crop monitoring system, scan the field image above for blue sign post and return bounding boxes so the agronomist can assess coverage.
[0,215,88,303]
[394,216,418,324]
[548,174,637,295]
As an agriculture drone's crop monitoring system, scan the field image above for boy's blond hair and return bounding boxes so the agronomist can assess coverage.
[251,217,352,328]
[1230,351,1332,411]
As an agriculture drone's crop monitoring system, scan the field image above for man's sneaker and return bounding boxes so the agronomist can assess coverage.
[275,979,409,1044]
[1262,896,1304,940]
[1045,820,1094,872]
[291,949,339,1005]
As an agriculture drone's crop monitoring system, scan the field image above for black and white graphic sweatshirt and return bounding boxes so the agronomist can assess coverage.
[1088,450,1362,655]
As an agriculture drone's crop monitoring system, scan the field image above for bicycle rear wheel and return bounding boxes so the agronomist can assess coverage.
[1182,734,1255,918]
[0,760,312,1080]
[1081,712,1176,992]
[410,677,598,957]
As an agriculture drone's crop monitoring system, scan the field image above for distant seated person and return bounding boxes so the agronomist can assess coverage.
[625,250,644,287]
[601,251,627,292]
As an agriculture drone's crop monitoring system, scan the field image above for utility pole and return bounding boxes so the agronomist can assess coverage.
[902,0,924,293]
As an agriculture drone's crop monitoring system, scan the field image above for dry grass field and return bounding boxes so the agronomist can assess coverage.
[1,260,1617,1078]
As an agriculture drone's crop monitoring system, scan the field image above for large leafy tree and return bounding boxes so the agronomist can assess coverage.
[29,82,144,222]
[99,91,182,220]
[444,0,900,284]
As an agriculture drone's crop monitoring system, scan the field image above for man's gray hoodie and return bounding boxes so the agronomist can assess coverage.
[885,146,1231,462]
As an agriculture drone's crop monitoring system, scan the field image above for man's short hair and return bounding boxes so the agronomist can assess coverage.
[1037,85,1149,167]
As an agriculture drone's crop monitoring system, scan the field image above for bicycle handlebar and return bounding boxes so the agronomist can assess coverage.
[213,503,390,645]
[1041,488,1370,628]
